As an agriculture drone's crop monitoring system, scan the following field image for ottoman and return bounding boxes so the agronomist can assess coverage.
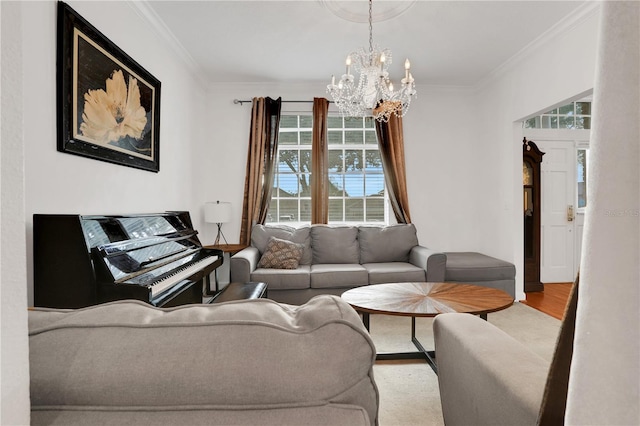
[444,252,516,298]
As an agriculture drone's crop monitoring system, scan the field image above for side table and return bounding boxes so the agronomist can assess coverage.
[203,244,248,295]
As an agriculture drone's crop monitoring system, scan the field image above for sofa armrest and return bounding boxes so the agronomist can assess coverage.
[409,246,446,282]
[433,313,549,426]
[230,246,260,283]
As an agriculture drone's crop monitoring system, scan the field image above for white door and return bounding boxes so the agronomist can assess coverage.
[524,130,589,282]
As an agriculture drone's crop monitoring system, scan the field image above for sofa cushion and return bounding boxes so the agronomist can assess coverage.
[257,237,304,269]
[311,225,359,264]
[310,264,369,289]
[251,224,312,265]
[359,224,419,264]
[445,252,516,282]
[364,262,426,284]
[251,265,311,290]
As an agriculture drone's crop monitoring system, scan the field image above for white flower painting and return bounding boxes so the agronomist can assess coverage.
[79,70,148,147]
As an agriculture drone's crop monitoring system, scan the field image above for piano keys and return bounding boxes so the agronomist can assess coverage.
[33,212,223,308]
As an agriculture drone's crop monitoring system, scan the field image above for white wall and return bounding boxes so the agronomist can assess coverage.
[472,4,600,299]
[1,2,31,424]
[23,1,209,306]
[198,82,478,251]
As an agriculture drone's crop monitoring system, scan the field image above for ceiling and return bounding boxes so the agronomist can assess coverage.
[145,0,586,87]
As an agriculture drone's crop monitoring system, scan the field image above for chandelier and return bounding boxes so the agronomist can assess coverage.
[326,0,417,122]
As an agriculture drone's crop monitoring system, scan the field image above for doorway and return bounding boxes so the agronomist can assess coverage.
[523,129,590,285]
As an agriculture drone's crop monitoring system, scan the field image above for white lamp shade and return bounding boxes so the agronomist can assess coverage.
[204,201,232,224]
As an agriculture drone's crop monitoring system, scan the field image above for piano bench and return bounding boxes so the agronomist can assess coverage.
[209,281,268,303]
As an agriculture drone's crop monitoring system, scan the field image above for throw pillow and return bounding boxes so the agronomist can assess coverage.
[257,237,305,269]
[251,224,312,265]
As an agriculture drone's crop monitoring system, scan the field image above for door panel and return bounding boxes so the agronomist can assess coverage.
[539,142,575,282]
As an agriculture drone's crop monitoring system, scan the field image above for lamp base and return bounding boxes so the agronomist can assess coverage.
[214,223,229,246]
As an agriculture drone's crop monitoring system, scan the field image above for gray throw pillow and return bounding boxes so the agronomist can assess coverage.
[257,237,305,269]
[359,224,419,263]
[311,225,359,264]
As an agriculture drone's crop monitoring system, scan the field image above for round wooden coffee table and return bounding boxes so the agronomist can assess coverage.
[341,282,513,372]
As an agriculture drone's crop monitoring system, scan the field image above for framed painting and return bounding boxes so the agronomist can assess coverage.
[57,1,161,172]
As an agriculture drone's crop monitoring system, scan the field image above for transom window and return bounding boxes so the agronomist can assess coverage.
[524,101,592,129]
[267,114,386,224]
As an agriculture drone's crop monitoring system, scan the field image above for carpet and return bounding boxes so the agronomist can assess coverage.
[370,302,561,425]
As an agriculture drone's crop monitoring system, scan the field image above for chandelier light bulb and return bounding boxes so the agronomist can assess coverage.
[326,0,417,122]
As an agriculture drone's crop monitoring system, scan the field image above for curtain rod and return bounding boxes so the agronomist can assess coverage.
[233,99,334,106]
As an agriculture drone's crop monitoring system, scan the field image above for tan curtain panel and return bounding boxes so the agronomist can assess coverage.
[239,97,282,245]
[311,98,329,224]
[374,104,412,224]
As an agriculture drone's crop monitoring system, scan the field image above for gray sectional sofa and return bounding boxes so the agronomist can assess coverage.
[231,224,447,305]
[29,296,379,425]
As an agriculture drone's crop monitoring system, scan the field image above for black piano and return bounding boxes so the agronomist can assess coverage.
[33,212,223,308]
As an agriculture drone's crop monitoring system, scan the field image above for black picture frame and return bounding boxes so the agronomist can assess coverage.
[57,1,161,172]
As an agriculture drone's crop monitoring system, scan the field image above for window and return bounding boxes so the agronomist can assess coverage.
[577,148,589,209]
[524,101,592,129]
[268,114,386,224]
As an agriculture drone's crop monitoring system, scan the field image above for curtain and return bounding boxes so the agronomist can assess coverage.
[239,97,281,245]
[374,104,412,224]
[311,98,329,224]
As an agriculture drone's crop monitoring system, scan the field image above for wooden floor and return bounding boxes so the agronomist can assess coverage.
[520,282,573,320]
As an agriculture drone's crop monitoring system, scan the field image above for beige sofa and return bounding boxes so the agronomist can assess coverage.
[29,296,379,425]
[433,313,550,425]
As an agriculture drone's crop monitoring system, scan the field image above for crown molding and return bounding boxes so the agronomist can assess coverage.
[475,1,602,92]
[126,0,208,88]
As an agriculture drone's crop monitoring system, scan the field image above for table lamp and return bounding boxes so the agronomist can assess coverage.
[204,201,231,245]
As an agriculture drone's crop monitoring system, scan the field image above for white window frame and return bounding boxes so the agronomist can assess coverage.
[268,113,388,226]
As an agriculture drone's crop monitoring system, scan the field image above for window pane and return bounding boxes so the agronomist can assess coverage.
[328,131,343,144]
[575,102,591,115]
[345,117,363,128]
[544,108,558,115]
[327,116,343,129]
[365,151,382,170]
[344,150,363,171]
[345,131,364,144]
[279,150,298,172]
[329,199,344,221]
[280,116,298,128]
[279,132,298,145]
[279,200,298,221]
[279,174,299,196]
[328,150,343,172]
[559,103,574,115]
[559,116,575,129]
[328,173,345,196]
[345,199,364,221]
[365,198,385,222]
[365,174,385,196]
[300,199,311,221]
[299,115,313,128]
[345,174,364,197]
[365,131,378,144]
[299,150,311,173]
[300,131,312,145]
[364,117,375,128]
[266,199,277,223]
[577,149,588,208]
[300,174,311,197]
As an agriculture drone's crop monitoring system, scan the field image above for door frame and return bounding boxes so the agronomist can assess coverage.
[522,129,590,284]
